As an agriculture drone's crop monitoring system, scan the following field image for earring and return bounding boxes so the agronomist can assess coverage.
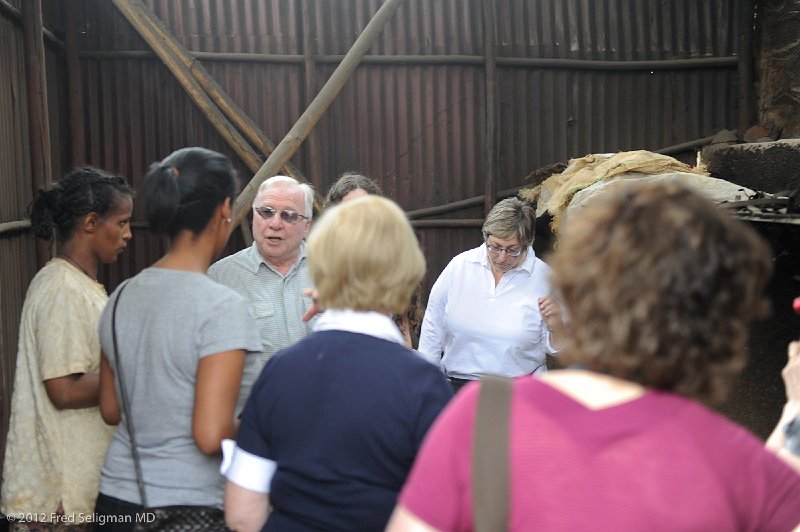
[225,218,232,223]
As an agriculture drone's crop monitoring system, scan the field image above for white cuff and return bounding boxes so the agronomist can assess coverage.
[220,439,276,494]
[545,329,562,354]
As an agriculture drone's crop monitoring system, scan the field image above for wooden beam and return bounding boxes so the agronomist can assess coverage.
[411,219,485,229]
[482,0,497,215]
[23,0,52,267]
[655,134,717,156]
[111,0,264,176]
[407,186,522,219]
[0,220,32,235]
[496,56,738,70]
[65,0,85,166]
[737,0,755,132]
[0,0,63,48]
[232,0,408,226]
[126,0,307,186]
[302,0,324,192]
[79,50,739,70]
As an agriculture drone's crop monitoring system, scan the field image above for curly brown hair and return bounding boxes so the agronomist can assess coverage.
[550,181,773,403]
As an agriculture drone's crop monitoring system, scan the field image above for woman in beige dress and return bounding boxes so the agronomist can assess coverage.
[1,167,133,531]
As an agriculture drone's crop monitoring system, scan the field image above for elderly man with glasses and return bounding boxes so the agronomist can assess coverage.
[209,176,316,381]
[418,197,562,392]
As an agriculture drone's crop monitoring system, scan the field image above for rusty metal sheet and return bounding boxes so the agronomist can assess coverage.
[0,8,35,480]
[0,0,758,488]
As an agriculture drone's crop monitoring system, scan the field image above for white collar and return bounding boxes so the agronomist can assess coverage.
[312,308,405,345]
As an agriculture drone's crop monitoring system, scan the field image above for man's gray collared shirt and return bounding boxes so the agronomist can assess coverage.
[208,242,316,372]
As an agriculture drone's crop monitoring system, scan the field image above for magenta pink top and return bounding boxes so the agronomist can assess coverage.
[400,378,800,531]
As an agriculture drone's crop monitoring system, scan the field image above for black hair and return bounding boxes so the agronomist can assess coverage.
[324,172,383,208]
[143,147,238,238]
[30,166,133,241]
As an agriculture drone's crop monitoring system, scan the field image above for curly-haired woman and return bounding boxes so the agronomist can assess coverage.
[389,181,800,531]
[2,167,133,530]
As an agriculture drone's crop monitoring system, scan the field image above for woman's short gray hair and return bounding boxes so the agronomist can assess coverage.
[482,197,536,246]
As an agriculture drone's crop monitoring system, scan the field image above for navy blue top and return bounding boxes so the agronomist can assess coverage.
[237,329,453,532]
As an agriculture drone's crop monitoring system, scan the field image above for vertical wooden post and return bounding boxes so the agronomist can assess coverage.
[23,0,52,267]
[302,0,324,193]
[482,0,498,216]
[737,0,755,133]
[65,0,85,166]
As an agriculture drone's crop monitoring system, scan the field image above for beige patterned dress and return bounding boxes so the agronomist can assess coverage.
[2,258,116,529]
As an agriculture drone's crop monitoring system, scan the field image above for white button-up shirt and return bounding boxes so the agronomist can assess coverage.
[418,243,557,379]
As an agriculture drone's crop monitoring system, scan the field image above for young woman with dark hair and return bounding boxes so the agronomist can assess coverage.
[1,167,133,530]
[93,148,261,529]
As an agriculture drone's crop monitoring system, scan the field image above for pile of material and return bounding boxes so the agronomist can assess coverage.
[520,150,754,233]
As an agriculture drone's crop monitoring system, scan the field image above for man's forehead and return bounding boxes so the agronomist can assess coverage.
[257,183,303,206]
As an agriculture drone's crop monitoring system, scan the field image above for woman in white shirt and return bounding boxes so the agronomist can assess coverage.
[418,197,561,391]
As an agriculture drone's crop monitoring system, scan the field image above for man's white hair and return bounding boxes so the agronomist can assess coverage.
[253,175,314,218]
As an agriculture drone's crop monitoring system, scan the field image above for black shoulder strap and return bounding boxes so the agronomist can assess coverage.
[473,375,512,532]
[110,280,149,508]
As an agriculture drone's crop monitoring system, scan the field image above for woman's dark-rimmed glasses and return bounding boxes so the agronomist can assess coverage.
[486,243,523,257]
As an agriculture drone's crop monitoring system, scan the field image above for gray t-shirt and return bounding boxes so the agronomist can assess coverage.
[98,268,262,507]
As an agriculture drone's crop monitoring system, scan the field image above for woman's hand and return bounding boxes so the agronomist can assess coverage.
[766,341,800,464]
[538,296,562,331]
[538,296,564,351]
[783,341,800,408]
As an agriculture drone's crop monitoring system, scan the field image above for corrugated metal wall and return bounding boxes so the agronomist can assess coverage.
[71,0,743,294]
[0,0,66,479]
[0,0,746,480]
[0,8,31,479]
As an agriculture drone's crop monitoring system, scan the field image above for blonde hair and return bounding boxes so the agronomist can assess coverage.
[308,196,425,314]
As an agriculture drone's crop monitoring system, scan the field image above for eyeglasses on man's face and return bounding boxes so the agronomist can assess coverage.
[486,242,523,257]
[253,206,308,224]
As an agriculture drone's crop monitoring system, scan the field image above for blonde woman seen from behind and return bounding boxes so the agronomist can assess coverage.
[318,172,420,348]
[224,196,452,531]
